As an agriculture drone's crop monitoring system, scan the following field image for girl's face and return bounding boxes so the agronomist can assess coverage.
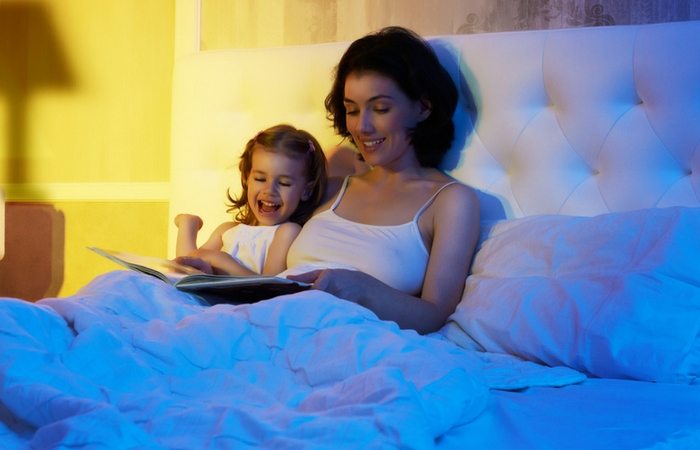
[343,71,429,168]
[246,146,310,225]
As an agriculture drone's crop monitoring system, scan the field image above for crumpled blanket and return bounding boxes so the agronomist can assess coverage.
[0,271,583,449]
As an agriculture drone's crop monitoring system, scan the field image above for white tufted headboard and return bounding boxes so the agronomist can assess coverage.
[169,21,700,255]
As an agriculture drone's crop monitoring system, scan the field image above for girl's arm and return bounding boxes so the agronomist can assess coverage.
[173,214,203,257]
[182,222,301,277]
[196,221,235,251]
[186,249,258,276]
[261,222,302,276]
[288,184,480,334]
[176,221,258,276]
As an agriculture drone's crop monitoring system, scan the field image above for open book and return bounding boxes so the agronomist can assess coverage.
[88,247,310,305]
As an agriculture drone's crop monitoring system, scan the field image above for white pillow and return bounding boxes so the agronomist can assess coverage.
[442,207,700,384]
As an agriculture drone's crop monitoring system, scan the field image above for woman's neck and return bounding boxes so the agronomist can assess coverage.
[364,163,434,185]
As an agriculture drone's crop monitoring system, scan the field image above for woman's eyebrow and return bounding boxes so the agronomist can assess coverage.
[343,94,394,104]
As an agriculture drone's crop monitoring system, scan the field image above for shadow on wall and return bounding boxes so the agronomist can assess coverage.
[0,1,73,299]
[432,37,507,224]
[0,0,74,184]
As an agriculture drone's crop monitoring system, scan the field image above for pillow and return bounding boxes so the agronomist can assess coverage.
[441,206,700,384]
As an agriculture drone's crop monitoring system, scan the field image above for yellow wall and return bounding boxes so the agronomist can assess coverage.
[0,0,174,297]
[57,202,170,295]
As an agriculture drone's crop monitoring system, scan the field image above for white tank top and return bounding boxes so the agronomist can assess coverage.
[221,224,280,273]
[286,177,458,295]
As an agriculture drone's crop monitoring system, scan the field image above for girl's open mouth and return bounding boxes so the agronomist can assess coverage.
[258,200,281,213]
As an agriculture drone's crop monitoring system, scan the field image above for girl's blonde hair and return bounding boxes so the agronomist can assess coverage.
[227,124,327,225]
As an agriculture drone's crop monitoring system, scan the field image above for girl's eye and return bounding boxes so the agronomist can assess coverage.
[346,110,359,116]
[253,178,265,183]
[374,107,389,114]
[280,182,292,187]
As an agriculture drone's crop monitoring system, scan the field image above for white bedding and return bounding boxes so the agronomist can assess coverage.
[0,271,582,449]
[441,378,700,450]
[444,206,700,384]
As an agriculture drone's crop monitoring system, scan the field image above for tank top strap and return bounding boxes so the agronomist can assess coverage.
[413,181,460,221]
[329,176,351,210]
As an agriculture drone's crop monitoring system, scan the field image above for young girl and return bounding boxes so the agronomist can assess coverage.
[175,124,327,276]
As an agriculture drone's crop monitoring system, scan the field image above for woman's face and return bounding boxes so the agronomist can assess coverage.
[343,71,428,168]
[246,146,310,226]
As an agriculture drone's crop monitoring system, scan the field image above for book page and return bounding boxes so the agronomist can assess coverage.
[89,247,203,283]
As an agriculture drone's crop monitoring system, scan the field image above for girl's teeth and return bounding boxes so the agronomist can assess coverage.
[259,200,280,212]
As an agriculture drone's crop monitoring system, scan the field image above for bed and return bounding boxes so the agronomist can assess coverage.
[2,20,700,449]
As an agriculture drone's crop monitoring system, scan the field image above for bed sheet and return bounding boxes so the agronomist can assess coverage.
[439,377,700,450]
[0,271,582,449]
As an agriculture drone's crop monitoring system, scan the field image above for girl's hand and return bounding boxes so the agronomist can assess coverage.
[174,213,203,231]
[174,256,214,274]
[182,248,257,277]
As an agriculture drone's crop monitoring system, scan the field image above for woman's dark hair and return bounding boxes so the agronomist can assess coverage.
[325,26,458,167]
[227,124,327,226]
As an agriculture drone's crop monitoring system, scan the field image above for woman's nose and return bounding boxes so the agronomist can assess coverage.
[359,111,374,133]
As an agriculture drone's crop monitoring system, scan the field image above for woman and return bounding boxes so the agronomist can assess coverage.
[286,27,480,334]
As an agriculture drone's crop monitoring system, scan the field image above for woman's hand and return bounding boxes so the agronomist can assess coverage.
[287,268,373,304]
[287,267,454,335]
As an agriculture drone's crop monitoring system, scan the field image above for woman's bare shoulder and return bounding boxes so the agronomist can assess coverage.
[431,180,480,225]
[326,144,370,178]
[445,178,477,195]
[319,175,347,204]
[425,170,477,197]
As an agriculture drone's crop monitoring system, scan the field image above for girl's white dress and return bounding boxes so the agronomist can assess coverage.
[221,224,280,273]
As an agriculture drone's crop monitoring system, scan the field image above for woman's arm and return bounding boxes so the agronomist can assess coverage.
[289,184,480,334]
[417,183,480,331]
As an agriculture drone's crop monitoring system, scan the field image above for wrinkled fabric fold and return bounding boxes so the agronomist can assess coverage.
[0,271,582,449]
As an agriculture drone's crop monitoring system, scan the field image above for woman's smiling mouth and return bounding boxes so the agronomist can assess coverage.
[363,138,385,148]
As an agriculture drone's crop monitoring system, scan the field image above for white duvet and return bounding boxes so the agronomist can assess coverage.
[0,271,583,449]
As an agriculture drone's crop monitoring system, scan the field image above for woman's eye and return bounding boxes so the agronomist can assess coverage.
[374,107,389,114]
[346,110,359,116]
[253,178,265,183]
